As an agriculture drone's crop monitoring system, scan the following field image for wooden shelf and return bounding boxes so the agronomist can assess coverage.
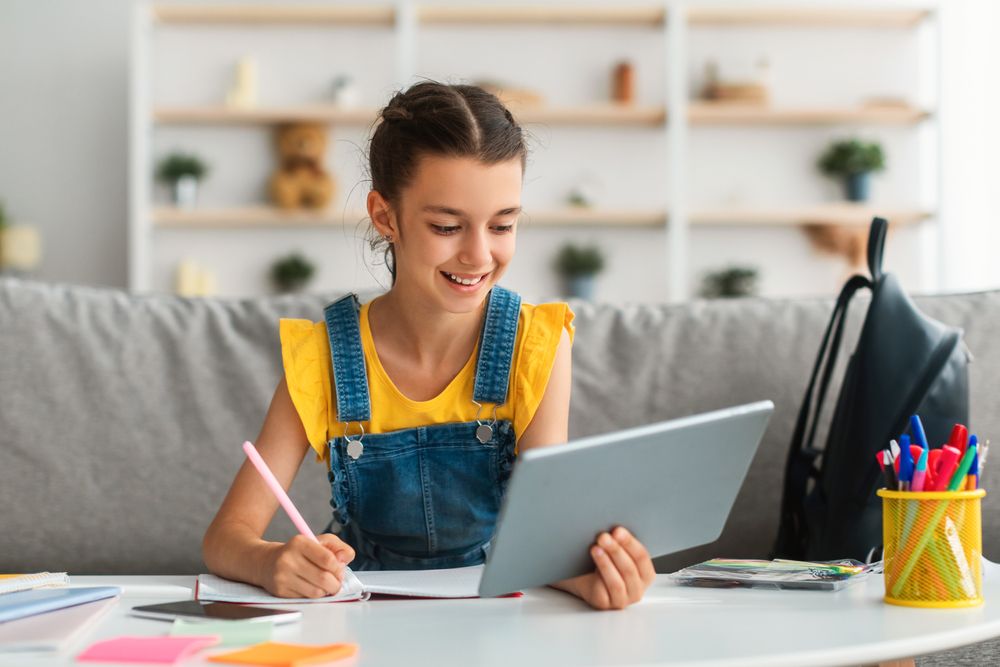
[154,105,378,125]
[154,206,366,228]
[513,105,666,126]
[155,103,929,128]
[153,104,666,127]
[154,205,930,230]
[687,7,930,28]
[688,102,930,125]
[690,204,932,227]
[419,6,665,26]
[152,5,395,26]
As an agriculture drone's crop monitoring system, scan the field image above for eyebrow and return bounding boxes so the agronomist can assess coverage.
[422,205,522,218]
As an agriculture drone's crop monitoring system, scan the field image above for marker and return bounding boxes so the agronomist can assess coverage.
[909,414,929,450]
[242,440,317,542]
[927,447,943,489]
[948,446,978,491]
[930,445,962,492]
[897,438,914,491]
[966,435,979,491]
[911,447,928,492]
[896,435,912,476]
[877,451,897,490]
[948,424,969,454]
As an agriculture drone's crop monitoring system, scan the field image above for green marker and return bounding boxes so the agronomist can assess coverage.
[948,446,978,491]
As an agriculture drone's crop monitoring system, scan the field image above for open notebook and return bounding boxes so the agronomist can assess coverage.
[196,565,493,603]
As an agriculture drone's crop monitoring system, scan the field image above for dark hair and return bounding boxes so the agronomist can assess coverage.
[367,81,528,282]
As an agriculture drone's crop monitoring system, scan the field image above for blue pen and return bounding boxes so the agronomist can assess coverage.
[898,435,914,491]
[909,414,929,450]
[968,435,980,490]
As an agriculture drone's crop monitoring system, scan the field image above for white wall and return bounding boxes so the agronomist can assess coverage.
[3,0,999,301]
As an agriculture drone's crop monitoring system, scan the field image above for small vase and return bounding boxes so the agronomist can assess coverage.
[844,172,870,202]
[566,274,596,301]
[172,175,200,209]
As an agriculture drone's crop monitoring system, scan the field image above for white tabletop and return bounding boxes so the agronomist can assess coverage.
[5,563,1000,667]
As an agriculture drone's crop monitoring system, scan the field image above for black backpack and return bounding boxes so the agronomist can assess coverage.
[774,217,970,562]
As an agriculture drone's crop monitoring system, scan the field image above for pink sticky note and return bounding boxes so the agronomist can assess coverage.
[77,636,219,664]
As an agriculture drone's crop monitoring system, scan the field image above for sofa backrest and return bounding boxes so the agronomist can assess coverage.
[2,279,998,574]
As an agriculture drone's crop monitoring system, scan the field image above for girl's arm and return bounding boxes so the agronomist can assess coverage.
[202,378,354,598]
[517,329,656,610]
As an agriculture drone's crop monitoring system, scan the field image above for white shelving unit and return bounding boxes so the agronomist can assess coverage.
[130,2,940,300]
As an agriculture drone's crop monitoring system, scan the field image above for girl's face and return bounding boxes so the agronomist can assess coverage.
[374,155,523,314]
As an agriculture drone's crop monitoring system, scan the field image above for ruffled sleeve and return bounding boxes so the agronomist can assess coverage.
[512,302,576,441]
[279,319,334,462]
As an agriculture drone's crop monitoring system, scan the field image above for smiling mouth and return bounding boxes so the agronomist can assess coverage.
[441,271,488,286]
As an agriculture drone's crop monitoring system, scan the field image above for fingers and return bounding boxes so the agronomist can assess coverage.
[271,535,345,598]
[589,528,655,610]
[613,527,656,585]
[591,541,628,609]
[318,533,356,564]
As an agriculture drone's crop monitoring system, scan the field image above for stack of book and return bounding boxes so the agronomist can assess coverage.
[0,572,119,652]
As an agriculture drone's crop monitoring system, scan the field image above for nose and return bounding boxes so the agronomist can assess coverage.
[458,227,491,268]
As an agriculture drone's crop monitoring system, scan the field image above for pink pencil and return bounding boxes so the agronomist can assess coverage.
[242,440,318,542]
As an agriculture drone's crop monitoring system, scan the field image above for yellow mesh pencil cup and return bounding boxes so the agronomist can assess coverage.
[879,488,985,608]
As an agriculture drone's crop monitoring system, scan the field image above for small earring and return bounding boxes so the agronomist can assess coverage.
[383,234,393,243]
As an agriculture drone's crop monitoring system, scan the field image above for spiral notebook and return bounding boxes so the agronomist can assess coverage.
[196,565,491,603]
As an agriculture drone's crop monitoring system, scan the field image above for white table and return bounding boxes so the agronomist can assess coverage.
[5,564,1000,667]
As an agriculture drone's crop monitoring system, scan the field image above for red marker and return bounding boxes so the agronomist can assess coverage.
[927,447,945,488]
[948,424,969,454]
[930,445,962,491]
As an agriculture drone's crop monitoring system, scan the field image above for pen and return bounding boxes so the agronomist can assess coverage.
[909,414,929,450]
[911,447,928,492]
[242,440,318,542]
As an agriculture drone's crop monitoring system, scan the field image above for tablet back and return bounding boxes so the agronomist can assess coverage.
[478,401,774,597]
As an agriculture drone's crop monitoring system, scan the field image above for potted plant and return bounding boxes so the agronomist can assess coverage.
[270,252,316,293]
[817,139,885,202]
[156,152,208,209]
[699,266,759,299]
[554,243,605,301]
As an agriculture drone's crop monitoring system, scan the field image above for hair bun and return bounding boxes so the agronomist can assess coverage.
[382,105,413,122]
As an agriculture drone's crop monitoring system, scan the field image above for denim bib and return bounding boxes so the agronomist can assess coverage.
[323,287,521,571]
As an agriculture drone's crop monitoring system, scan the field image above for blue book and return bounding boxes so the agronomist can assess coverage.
[0,586,120,623]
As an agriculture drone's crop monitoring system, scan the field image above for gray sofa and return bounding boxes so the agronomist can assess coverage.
[2,278,998,664]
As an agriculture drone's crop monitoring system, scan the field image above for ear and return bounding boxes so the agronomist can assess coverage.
[367,191,399,239]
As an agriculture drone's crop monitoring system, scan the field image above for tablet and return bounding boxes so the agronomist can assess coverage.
[478,400,774,597]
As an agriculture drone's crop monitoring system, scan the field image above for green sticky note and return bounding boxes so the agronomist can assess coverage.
[170,619,273,647]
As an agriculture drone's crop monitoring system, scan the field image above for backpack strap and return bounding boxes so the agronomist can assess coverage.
[868,217,888,282]
[776,272,870,557]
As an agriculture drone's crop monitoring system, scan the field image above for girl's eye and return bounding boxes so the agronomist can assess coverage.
[493,224,515,234]
[431,224,460,235]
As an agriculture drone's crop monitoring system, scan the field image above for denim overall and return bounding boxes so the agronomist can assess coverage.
[323,287,521,571]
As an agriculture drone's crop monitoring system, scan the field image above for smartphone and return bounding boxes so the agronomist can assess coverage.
[130,600,301,624]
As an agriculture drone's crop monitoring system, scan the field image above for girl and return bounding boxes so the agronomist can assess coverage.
[203,82,655,610]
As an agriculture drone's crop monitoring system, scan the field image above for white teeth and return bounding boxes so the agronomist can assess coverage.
[445,272,483,286]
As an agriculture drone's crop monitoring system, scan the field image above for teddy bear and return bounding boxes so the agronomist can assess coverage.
[269,122,335,209]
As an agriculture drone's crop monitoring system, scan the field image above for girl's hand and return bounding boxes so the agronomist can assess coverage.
[554,527,656,610]
[260,534,355,598]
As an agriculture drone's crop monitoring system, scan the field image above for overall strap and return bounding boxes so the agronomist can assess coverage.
[323,294,371,424]
[472,286,522,406]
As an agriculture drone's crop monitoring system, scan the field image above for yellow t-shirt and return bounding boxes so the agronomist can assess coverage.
[280,298,575,461]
